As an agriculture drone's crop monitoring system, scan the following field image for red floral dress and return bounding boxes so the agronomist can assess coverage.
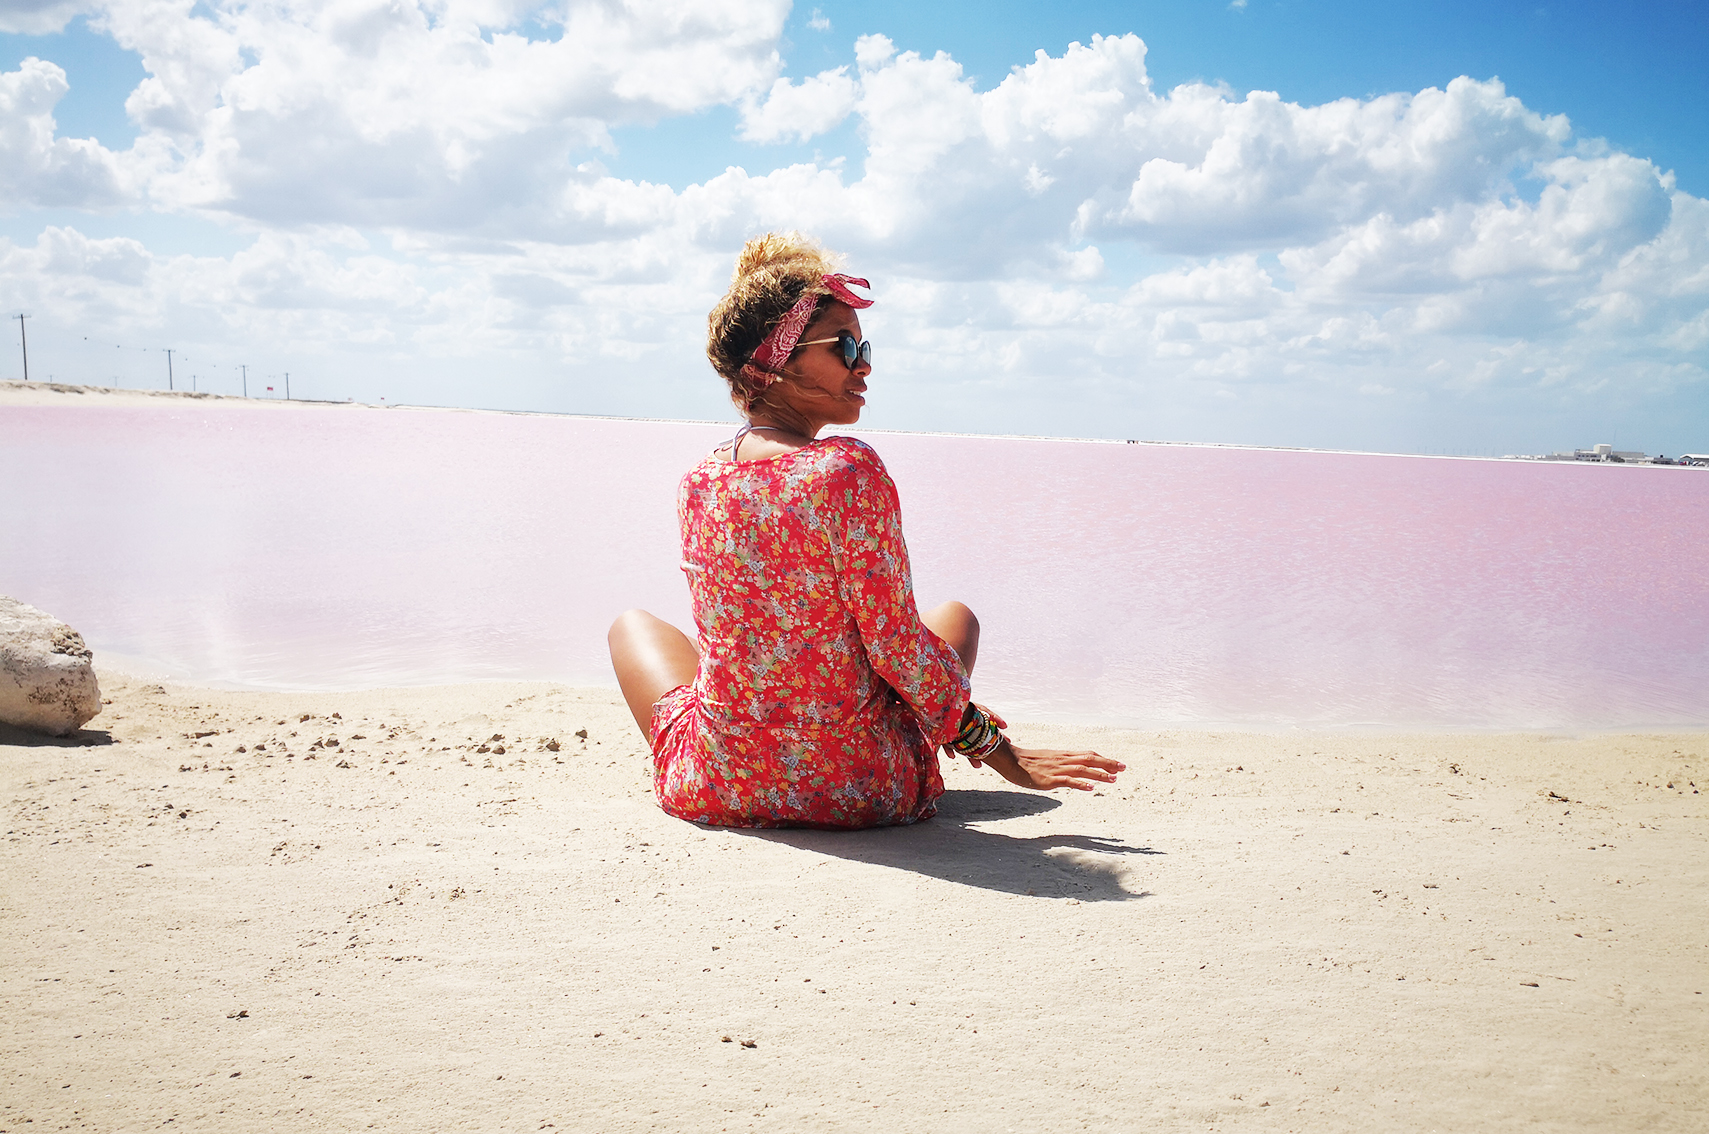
[649,436,971,828]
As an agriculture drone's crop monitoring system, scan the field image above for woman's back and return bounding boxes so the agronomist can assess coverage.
[655,435,970,827]
[681,435,963,732]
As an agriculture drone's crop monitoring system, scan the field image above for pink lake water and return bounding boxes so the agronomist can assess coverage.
[3,404,1705,729]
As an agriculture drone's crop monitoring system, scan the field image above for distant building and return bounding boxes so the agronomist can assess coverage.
[1527,444,1703,465]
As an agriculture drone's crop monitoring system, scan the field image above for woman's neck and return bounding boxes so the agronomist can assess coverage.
[744,415,818,442]
[722,419,820,463]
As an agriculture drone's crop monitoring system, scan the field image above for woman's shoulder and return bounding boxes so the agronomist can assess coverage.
[799,435,892,486]
[808,434,886,473]
[678,435,887,491]
[798,436,899,511]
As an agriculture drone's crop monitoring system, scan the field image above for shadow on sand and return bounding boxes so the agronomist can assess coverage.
[0,723,114,748]
[732,789,1162,902]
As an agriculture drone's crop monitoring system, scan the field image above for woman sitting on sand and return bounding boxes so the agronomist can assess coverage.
[608,233,1124,828]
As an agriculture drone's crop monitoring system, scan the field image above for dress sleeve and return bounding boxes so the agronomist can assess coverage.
[821,440,971,745]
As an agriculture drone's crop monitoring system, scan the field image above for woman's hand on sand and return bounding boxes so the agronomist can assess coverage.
[977,739,1125,792]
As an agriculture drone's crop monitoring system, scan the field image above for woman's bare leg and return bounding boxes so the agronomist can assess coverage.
[608,609,700,737]
[921,600,980,676]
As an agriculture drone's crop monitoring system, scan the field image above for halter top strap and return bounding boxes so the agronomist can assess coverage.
[728,423,756,462]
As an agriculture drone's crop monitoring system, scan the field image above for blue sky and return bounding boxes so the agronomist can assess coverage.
[2,1,1705,455]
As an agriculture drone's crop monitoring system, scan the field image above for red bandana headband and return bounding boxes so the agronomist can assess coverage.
[740,273,873,387]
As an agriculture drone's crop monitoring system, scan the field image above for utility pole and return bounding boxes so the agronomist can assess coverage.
[13,314,26,381]
[284,372,290,400]
[241,364,248,398]
[165,348,174,391]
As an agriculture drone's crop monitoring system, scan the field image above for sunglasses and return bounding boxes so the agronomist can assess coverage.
[795,329,873,370]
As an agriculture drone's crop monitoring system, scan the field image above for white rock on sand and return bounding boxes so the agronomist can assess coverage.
[0,596,102,735]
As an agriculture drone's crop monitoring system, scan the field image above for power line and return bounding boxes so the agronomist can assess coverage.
[18,321,307,399]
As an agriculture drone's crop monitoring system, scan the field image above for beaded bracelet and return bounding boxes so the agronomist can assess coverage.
[950,702,1007,759]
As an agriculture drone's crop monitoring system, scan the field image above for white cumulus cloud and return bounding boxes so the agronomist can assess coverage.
[1,17,1703,453]
[0,57,132,208]
[739,67,858,143]
[77,0,791,229]
[0,0,95,34]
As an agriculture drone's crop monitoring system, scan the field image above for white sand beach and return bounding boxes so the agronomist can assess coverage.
[4,673,1704,1131]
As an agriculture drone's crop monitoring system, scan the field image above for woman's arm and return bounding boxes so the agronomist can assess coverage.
[956,705,1126,791]
[824,442,970,744]
[825,441,1127,791]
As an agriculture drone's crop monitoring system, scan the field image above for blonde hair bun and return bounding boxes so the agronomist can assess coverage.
[707,232,847,413]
